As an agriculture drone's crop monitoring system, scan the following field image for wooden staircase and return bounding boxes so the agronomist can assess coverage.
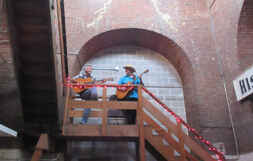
[143,98,214,161]
[59,84,225,161]
[7,0,59,130]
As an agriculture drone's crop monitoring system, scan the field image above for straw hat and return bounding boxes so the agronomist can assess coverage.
[123,64,136,73]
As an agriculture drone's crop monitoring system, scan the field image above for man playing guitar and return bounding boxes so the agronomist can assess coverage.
[110,65,141,124]
[71,65,98,124]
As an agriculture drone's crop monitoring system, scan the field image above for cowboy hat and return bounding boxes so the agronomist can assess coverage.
[123,64,136,73]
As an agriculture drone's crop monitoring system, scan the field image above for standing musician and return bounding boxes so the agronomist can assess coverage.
[110,65,142,124]
[72,65,97,124]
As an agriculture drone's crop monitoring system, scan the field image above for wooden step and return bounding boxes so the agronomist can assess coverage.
[145,126,175,161]
[71,100,138,110]
[63,125,138,137]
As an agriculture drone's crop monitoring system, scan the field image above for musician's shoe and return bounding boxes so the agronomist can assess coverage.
[79,121,87,124]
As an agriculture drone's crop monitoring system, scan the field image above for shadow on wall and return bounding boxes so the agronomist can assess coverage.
[0,89,23,129]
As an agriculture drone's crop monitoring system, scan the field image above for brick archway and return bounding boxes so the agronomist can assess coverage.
[238,0,253,70]
[75,28,198,127]
[236,0,253,153]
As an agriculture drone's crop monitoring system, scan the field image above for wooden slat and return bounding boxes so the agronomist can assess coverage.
[71,100,103,109]
[23,93,56,104]
[138,86,146,161]
[20,52,51,64]
[20,33,49,43]
[105,101,138,109]
[15,1,48,17]
[64,125,101,136]
[63,125,138,137]
[18,23,49,33]
[143,98,178,133]
[23,79,54,90]
[144,127,175,161]
[106,125,138,137]
[68,110,103,118]
[71,100,138,110]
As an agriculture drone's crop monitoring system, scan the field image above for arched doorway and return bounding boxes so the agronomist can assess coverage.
[83,45,187,121]
[68,28,196,160]
[70,28,197,128]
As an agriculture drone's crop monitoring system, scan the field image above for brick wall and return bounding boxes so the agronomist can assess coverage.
[61,0,238,154]
[54,0,253,155]
[238,0,253,70]
[235,0,253,152]
[0,1,23,129]
[209,0,253,154]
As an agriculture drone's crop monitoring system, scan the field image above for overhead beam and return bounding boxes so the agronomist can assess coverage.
[0,124,17,137]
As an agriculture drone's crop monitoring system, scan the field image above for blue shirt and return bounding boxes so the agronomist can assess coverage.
[118,75,141,99]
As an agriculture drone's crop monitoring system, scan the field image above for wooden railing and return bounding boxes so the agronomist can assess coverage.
[62,84,225,161]
[31,134,49,161]
[62,86,139,137]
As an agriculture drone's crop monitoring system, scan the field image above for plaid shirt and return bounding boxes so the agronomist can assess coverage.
[72,72,96,81]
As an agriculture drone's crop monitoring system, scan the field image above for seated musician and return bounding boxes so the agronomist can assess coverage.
[110,65,141,124]
[72,65,98,124]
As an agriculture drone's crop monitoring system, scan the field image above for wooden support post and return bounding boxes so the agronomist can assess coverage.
[31,134,49,161]
[56,0,66,83]
[102,87,108,136]
[177,122,186,160]
[31,150,42,161]
[63,141,73,161]
[135,140,140,161]
[138,86,146,161]
[62,86,70,135]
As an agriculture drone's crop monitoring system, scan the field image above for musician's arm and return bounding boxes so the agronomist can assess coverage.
[118,77,124,85]
[117,77,127,90]
[134,76,141,85]
[140,77,144,85]
[71,79,77,83]
[72,73,81,80]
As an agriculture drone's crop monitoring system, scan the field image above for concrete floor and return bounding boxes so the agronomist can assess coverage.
[1,147,253,161]
[231,152,253,161]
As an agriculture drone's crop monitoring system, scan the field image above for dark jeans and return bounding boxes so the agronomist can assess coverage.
[79,87,97,123]
[109,95,137,124]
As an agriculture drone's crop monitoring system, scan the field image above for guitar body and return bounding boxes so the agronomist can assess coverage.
[72,77,113,93]
[116,69,149,99]
[72,77,93,93]
[116,82,134,99]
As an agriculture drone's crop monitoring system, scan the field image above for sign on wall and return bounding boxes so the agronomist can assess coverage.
[233,65,253,101]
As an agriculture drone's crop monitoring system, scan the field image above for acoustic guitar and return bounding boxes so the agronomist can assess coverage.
[72,77,113,93]
[116,69,149,99]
